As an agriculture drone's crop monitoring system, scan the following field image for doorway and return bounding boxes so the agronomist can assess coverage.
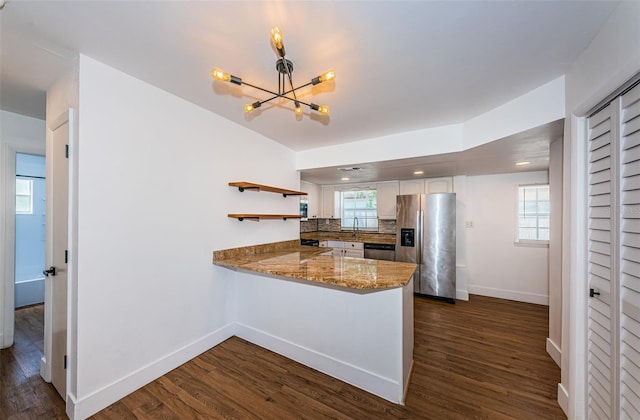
[15,153,46,308]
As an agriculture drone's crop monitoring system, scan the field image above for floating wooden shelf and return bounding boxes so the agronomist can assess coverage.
[229,182,307,197]
[228,214,304,222]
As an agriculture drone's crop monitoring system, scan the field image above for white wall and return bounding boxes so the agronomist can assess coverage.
[0,110,46,349]
[465,171,549,305]
[70,55,300,418]
[463,76,565,149]
[453,175,469,300]
[297,77,565,171]
[561,2,640,418]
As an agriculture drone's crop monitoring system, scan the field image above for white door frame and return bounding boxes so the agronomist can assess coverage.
[1,141,46,349]
[566,113,589,419]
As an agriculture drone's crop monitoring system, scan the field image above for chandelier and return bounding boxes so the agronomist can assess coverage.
[211,26,335,118]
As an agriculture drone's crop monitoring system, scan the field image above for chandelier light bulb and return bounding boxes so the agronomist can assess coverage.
[312,69,336,85]
[271,26,284,49]
[211,67,231,82]
[295,102,303,117]
[245,101,261,114]
[319,69,336,83]
[310,103,330,115]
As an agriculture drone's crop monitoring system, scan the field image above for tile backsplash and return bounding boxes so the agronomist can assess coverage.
[301,218,396,234]
[300,218,318,233]
[378,219,397,234]
[318,218,342,232]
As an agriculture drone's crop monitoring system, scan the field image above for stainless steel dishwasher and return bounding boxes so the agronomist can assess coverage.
[364,243,396,261]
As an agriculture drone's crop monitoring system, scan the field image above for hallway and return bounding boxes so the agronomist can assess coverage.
[0,305,66,418]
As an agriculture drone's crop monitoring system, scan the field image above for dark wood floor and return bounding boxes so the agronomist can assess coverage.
[0,304,66,419]
[2,296,566,419]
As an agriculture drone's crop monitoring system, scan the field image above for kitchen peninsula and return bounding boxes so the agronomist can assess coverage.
[213,239,416,404]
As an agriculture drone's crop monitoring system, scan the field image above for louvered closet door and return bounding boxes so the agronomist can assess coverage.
[587,103,618,420]
[620,83,640,419]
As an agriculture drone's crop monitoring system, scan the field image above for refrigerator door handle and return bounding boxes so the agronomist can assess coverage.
[416,209,423,265]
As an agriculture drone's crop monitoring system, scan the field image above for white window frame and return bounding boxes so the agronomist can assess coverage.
[515,183,549,246]
[339,188,378,231]
[15,178,34,215]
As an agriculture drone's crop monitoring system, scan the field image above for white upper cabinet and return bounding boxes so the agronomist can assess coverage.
[376,181,400,219]
[425,177,453,193]
[399,179,425,195]
[300,181,321,218]
[321,186,336,218]
[400,177,453,195]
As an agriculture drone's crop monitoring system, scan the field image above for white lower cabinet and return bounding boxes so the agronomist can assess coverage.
[322,240,364,258]
[344,249,364,258]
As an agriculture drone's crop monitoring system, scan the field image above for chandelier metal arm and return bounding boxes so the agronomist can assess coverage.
[241,80,314,107]
[280,57,299,103]
[240,81,281,98]
[256,93,314,108]
[211,26,332,117]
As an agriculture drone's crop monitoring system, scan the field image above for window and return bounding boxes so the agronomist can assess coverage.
[16,178,34,215]
[517,184,549,242]
[340,190,378,230]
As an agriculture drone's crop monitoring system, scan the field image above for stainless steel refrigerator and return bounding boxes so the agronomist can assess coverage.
[395,193,456,302]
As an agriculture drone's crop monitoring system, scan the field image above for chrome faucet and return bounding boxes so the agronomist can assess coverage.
[353,216,359,237]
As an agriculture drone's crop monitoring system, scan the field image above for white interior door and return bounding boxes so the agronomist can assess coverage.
[47,118,69,399]
[587,102,618,419]
[619,83,640,419]
[586,81,640,419]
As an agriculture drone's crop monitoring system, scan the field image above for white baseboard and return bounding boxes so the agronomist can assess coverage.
[456,289,469,301]
[40,355,51,382]
[68,322,235,420]
[557,382,569,416]
[235,322,404,404]
[467,285,549,305]
[546,338,561,367]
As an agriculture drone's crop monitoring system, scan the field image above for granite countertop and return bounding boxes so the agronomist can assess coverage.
[213,240,415,290]
[300,232,396,245]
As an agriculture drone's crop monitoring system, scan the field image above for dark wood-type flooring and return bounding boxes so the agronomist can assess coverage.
[0,304,66,419]
[2,296,566,419]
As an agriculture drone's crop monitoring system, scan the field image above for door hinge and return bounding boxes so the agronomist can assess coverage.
[65,144,69,158]
[64,355,67,369]
[64,250,68,264]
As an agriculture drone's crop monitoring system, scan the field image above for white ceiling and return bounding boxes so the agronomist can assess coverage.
[0,1,617,178]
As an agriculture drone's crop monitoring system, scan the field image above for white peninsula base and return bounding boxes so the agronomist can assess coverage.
[233,271,414,404]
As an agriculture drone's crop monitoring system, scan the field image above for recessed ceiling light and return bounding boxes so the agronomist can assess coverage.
[341,177,350,181]
[413,170,424,175]
[515,161,531,166]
